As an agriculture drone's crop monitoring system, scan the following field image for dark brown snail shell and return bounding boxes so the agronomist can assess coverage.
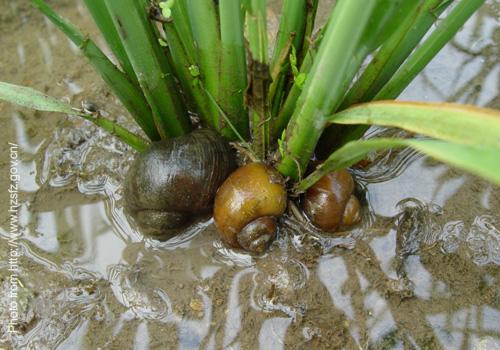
[303,169,361,231]
[213,163,287,253]
[124,129,235,237]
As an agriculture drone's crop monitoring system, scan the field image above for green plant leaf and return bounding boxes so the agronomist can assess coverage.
[271,0,307,69]
[244,0,270,158]
[31,0,160,141]
[104,0,191,139]
[359,0,416,53]
[0,82,77,115]
[244,0,268,64]
[296,138,500,192]
[375,0,486,100]
[277,0,378,180]
[83,0,137,81]
[271,38,317,139]
[341,0,450,108]
[219,0,249,139]
[160,21,214,131]
[85,115,149,153]
[186,0,221,129]
[170,0,196,62]
[328,101,500,146]
[0,81,148,152]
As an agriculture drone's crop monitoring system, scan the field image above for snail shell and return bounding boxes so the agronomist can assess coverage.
[213,163,287,253]
[303,169,361,231]
[124,129,235,237]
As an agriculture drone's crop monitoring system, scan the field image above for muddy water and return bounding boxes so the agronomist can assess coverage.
[0,0,499,349]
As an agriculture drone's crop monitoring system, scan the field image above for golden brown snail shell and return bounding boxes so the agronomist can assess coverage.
[303,169,361,231]
[342,195,361,227]
[213,163,287,253]
[124,129,235,237]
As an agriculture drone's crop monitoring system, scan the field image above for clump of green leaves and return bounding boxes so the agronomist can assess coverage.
[1,0,499,187]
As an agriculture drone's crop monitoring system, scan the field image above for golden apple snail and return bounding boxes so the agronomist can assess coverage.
[124,129,235,237]
[213,163,287,253]
[303,169,361,231]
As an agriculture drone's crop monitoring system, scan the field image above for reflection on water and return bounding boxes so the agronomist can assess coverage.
[0,0,499,349]
[402,1,499,108]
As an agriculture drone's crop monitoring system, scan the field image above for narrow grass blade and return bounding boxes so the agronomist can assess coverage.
[219,0,249,139]
[296,138,500,192]
[327,101,500,146]
[245,0,270,158]
[318,0,439,155]
[0,81,148,152]
[105,0,191,139]
[31,0,160,141]
[1,81,77,115]
[343,0,452,107]
[245,0,268,64]
[268,35,294,108]
[186,0,221,130]
[84,115,149,152]
[277,0,377,180]
[299,0,319,63]
[268,0,318,117]
[83,0,136,80]
[271,29,323,139]
[375,0,485,100]
[342,0,429,107]
[407,141,500,186]
[359,0,417,54]
[161,22,213,127]
[270,0,307,72]
[171,0,196,60]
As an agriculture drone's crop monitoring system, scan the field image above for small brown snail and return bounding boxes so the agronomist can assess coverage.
[124,129,235,237]
[213,163,287,253]
[303,169,361,232]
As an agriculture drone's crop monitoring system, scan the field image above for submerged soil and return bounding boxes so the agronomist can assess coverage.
[0,1,499,349]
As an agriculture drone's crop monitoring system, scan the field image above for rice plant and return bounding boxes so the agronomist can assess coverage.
[1,0,499,189]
